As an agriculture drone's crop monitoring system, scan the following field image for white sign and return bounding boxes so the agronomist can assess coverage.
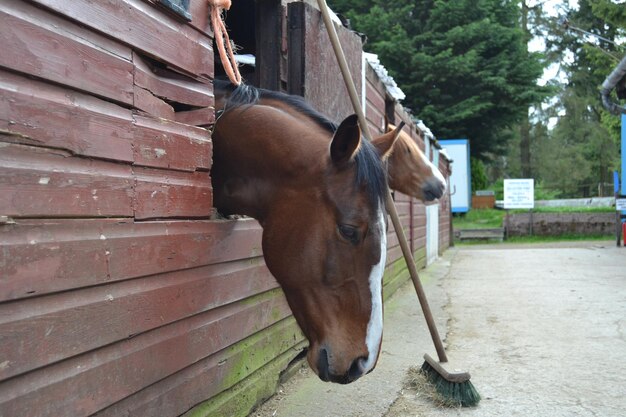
[504,179,534,209]
[617,198,626,211]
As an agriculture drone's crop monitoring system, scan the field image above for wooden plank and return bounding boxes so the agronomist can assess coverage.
[30,0,214,78]
[183,0,213,37]
[457,228,504,241]
[0,69,134,163]
[132,115,211,171]
[0,137,213,219]
[94,318,304,417]
[0,257,277,380]
[366,81,386,112]
[366,104,384,133]
[287,2,305,96]
[174,107,215,127]
[0,143,134,218]
[0,70,211,170]
[133,54,214,108]
[256,0,282,90]
[0,290,292,417]
[134,166,213,219]
[0,0,134,105]
[133,85,176,119]
[0,219,264,301]
[298,3,363,122]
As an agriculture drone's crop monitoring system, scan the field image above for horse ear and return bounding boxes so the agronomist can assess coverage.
[372,121,404,159]
[330,114,361,166]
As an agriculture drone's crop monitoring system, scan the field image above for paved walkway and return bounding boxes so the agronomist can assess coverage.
[252,241,626,417]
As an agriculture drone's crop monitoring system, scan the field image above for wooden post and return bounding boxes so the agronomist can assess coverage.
[616,191,621,247]
[505,210,509,240]
[256,0,282,90]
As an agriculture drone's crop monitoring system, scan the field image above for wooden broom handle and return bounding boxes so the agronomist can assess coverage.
[316,0,448,363]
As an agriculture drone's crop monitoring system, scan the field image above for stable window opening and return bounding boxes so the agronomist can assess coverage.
[216,0,282,90]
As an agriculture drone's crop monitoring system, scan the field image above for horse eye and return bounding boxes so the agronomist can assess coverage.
[338,224,359,244]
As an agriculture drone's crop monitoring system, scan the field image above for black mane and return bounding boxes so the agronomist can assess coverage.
[214,80,388,209]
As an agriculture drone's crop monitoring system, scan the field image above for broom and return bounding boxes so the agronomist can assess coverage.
[315,0,480,406]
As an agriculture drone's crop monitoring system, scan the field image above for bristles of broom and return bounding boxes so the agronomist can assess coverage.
[420,354,481,407]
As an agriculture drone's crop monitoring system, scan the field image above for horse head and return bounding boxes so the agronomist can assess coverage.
[212,87,401,383]
[386,123,446,201]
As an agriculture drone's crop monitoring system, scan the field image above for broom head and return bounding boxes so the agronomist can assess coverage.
[421,353,480,407]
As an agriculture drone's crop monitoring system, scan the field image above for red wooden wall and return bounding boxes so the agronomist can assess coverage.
[0,1,301,416]
[0,2,451,416]
[287,2,363,124]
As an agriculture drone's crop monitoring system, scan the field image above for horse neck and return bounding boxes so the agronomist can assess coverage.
[212,103,328,221]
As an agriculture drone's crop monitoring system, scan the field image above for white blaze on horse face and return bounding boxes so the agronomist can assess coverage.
[431,161,446,188]
[420,151,446,189]
[362,209,386,373]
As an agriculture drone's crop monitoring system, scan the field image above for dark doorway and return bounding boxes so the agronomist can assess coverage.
[215,0,281,90]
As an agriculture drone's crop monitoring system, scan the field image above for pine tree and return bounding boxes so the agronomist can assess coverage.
[330,0,550,157]
[540,0,625,196]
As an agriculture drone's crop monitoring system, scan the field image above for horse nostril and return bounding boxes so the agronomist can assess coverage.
[347,356,367,382]
[317,348,330,382]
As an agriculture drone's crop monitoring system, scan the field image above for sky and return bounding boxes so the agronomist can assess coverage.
[526,0,579,128]
[528,0,578,85]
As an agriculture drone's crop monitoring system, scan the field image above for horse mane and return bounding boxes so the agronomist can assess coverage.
[215,80,388,209]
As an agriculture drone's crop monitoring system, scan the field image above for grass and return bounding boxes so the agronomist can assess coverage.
[404,366,462,409]
[453,209,504,230]
[504,233,614,244]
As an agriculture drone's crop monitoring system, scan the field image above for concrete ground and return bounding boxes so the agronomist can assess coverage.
[251,240,626,417]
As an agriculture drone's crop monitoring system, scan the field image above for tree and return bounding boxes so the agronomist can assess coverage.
[330,0,550,158]
[538,0,625,196]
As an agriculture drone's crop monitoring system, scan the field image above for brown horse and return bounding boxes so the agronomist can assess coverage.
[212,81,401,384]
[386,123,446,202]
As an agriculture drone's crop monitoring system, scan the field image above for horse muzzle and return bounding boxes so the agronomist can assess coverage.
[313,347,369,384]
[422,177,446,201]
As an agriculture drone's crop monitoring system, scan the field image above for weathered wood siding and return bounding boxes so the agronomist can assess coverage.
[438,156,453,252]
[0,1,303,416]
[0,2,451,416]
[287,2,362,123]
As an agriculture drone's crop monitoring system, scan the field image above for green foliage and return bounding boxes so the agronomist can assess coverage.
[488,178,504,200]
[589,0,626,28]
[538,0,624,197]
[534,181,560,201]
[330,0,550,157]
[470,157,488,192]
[504,233,614,244]
[498,0,625,198]
[330,0,625,198]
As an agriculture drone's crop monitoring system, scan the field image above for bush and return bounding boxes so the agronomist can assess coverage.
[534,180,559,200]
[471,157,488,192]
